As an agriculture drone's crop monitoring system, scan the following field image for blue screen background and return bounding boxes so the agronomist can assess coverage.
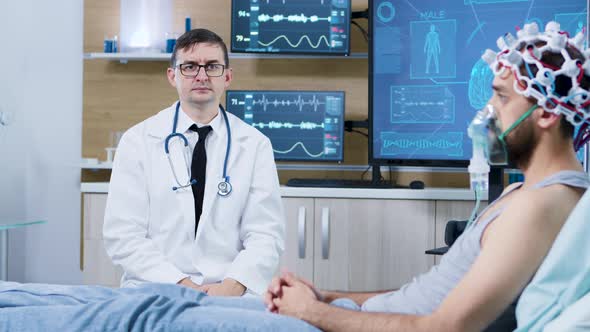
[371,0,587,163]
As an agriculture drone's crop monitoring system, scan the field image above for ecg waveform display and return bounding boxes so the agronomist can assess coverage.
[371,0,586,165]
[380,132,464,157]
[251,93,327,112]
[226,90,345,161]
[231,0,350,54]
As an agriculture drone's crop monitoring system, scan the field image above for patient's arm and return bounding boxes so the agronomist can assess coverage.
[265,272,392,312]
[275,186,580,331]
[321,290,393,306]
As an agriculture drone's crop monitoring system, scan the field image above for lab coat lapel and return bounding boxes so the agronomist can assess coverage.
[197,146,223,237]
[168,136,196,232]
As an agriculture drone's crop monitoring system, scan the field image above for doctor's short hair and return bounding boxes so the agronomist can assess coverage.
[170,28,230,68]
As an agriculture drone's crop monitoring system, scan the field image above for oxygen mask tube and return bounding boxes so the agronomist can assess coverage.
[466,108,491,228]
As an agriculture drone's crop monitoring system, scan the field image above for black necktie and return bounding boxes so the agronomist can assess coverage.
[189,124,212,236]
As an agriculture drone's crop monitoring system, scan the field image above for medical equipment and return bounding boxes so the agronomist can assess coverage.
[466,104,537,227]
[482,21,590,151]
[225,90,345,162]
[467,106,493,227]
[164,102,232,196]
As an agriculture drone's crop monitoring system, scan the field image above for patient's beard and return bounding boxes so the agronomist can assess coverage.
[504,117,538,170]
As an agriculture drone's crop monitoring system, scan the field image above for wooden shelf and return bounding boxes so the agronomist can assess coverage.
[83,52,368,62]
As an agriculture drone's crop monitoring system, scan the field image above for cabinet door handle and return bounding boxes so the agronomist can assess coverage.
[297,206,306,259]
[321,207,330,260]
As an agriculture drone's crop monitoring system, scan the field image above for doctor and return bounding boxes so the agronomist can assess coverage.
[103,28,285,297]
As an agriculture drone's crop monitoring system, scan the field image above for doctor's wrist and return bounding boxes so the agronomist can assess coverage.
[177,277,199,288]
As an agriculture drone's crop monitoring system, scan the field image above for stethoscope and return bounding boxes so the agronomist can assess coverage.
[164,101,232,196]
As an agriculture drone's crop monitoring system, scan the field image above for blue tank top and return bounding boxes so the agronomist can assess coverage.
[361,170,590,314]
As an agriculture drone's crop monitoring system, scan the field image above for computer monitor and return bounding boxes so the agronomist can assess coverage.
[369,0,588,167]
[231,0,351,55]
[225,90,345,161]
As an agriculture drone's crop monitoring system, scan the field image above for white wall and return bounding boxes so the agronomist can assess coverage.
[0,1,83,284]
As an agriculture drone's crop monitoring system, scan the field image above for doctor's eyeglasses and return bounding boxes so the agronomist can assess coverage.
[176,63,226,78]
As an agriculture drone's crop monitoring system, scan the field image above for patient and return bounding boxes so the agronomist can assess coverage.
[265,22,590,331]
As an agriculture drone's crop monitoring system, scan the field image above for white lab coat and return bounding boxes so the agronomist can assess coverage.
[103,104,285,295]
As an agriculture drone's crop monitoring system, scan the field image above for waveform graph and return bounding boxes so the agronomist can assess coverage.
[249,92,327,112]
[380,131,463,157]
[231,0,350,54]
[252,121,325,130]
[390,85,455,124]
[257,34,331,49]
[273,141,326,158]
[257,13,332,23]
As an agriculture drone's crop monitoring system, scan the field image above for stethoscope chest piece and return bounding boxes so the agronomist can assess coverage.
[217,180,232,197]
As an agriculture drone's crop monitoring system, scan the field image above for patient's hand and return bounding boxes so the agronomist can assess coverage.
[203,278,246,297]
[265,271,322,313]
[272,272,319,320]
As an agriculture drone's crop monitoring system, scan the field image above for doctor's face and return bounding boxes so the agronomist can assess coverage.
[167,43,233,108]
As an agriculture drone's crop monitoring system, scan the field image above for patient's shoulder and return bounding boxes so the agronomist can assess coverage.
[483,185,582,244]
[501,181,522,195]
[512,185,581,221]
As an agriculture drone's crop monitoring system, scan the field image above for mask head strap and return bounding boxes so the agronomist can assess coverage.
[498,104,538,144]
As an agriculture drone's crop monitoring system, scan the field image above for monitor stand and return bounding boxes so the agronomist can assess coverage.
[488,167,504,203]
[371,165,408,188]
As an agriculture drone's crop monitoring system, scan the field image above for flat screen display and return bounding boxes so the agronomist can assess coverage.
[226,90,345,161]
[231,0,351,55]
[370,0,587,166]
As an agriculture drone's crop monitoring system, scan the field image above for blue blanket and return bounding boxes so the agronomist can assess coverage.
[0,282,320,332]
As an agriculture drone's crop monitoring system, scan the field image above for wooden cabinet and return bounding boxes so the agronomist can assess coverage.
[278,197,315,282]
[280,198,435,292]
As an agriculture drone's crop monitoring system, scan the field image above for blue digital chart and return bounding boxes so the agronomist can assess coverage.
[226,91,345,161]
[231,0,350,54]
[371,0,587,164]
[390,85,455,124]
